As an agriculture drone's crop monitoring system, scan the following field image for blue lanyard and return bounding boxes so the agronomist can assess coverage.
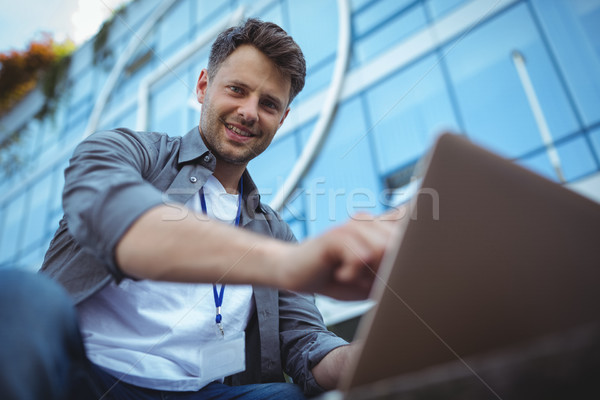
[199,178,243,226]
[199,177,243,336]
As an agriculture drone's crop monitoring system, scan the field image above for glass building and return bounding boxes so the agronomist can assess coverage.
[1,0,599,326]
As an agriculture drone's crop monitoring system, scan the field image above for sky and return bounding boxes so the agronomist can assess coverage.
[0,0,130,52]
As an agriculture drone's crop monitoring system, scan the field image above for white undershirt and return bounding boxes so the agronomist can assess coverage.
[78,175,254,391]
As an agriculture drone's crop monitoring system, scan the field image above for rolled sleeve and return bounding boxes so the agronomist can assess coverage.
[279,290,349,396]
[62,129,166,278]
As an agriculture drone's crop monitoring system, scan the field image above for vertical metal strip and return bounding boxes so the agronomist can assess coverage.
[512,50,566,183]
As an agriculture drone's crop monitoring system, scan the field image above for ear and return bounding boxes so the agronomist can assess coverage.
[279,107,290,128]
[196,69,209,104]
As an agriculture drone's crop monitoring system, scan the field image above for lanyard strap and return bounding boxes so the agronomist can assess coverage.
[199,178,243,226]
[213,284,225,324]
[200,177,243,336]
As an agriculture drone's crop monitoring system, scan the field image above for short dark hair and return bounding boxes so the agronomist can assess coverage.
[208,18,306,106]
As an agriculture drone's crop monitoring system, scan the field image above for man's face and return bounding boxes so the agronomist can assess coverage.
[196,44,291,167]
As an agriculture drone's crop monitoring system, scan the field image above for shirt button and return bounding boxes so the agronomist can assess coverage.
[190,176,197,183]
[204,155,211,163]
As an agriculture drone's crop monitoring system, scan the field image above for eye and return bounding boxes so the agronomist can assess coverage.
[228,86,242,94]
[261,100,277,110]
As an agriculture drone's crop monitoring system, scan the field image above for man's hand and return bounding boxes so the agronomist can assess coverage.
[273,208,405,300]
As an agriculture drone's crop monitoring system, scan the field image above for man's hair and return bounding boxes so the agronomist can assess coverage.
[208,18,306,106]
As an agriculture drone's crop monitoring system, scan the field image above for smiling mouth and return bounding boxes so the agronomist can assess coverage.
[224,122,255,137]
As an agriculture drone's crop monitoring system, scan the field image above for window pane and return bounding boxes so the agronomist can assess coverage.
[69,68,94,107]
[62,116,88,146]
[556,135,598,181]
[350,0,373,11]
[297,57,335,103]
[0,192,27,266]
[354,5,426,64]
[286,0,338,68]
[589,126,600,160]
[353,0,415,38]
[195,0,230,29]
[48,159,68,216]
[249,133,299,206]
[531,0,600,126]
[250,1,284,27]
[149,77,189,135]
[21,173,53,251]
[303,97,382,236]
[107,104,138,130]
[18,244,46,272]
[187,52,209,128]
[444,3,579,158]
[117,53,157,105]
[425,0,469,20]
[156,0,192,59]
[365,54,459,175]
[519,134,597,182]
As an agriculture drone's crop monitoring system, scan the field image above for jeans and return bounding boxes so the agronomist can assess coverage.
[0,269,306,400]
[0,268,91,400]
[90,362,305,399]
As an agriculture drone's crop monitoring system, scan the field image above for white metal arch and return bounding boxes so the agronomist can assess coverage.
[269,0,352,211]
[84,0,180,138]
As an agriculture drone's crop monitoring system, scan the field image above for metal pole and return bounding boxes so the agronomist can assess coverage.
[512,50,566,183]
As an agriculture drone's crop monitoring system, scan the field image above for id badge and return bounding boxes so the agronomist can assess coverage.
[197,331,246,382]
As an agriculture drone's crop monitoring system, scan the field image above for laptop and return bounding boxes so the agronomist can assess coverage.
[322,133,600,399]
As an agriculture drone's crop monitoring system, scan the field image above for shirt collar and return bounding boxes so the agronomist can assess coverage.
[179,126,262,213]
[241,169,261,213]
[179,126,209,164]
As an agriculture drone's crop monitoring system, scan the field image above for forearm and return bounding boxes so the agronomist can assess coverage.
[311,345,353,390]
[115,205,289,287]
[115,205,401,300]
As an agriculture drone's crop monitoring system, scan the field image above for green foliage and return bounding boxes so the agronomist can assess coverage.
[93,17,114,65]
[0,127,25,176]
[93,2,130,65]
[0,35,74,117]
[0,35,74,176]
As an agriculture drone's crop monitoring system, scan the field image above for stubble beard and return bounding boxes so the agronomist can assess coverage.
[200,103,258,166]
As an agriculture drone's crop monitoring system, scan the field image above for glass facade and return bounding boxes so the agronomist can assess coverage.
[1,0,599,292]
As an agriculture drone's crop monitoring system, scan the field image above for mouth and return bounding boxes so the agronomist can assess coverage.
[224,121,255,138]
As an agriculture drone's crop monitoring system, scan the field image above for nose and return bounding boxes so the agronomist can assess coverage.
[238,97,259,125]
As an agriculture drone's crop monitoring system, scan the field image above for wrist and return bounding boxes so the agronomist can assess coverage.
[312,345,351,390]
[251,238,295,290]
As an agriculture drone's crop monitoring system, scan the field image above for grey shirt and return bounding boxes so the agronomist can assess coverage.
[40,126,347,395]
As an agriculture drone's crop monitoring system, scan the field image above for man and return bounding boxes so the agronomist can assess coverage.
[4,19,397,399]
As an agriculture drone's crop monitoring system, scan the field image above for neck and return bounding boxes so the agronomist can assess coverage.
[212,161,246,194]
